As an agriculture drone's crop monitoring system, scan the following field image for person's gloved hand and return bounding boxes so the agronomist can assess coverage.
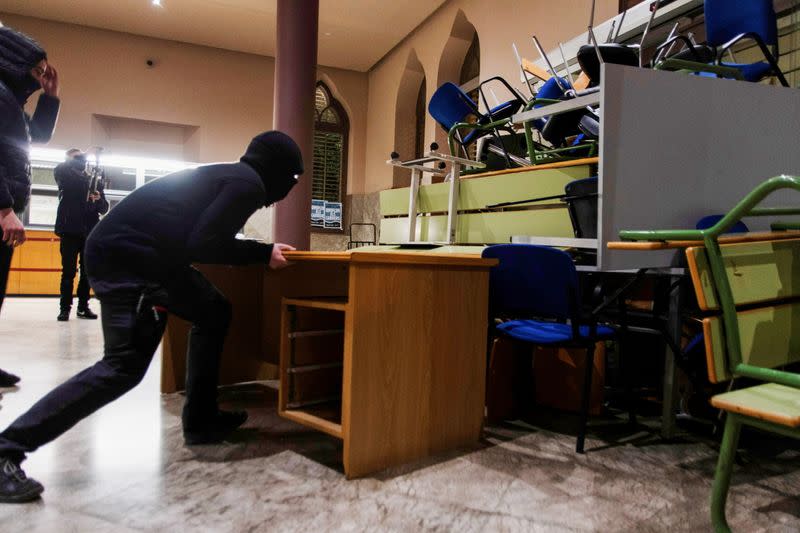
[269,243,295,270]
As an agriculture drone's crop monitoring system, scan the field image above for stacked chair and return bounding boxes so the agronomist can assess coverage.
[619,175,800,532]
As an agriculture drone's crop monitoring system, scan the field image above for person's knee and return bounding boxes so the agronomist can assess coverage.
[195,296,232,331]
[95,357,149,392]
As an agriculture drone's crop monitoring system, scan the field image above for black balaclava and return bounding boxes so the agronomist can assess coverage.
[0,27,47,105]
[240,131,304,206]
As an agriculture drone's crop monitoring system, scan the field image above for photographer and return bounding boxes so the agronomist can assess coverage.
[54,148,108,321]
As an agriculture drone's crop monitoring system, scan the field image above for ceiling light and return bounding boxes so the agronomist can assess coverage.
[152,0,163,7]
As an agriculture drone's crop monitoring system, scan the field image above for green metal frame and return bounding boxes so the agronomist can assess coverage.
[619,175,800,532]
[519,98,597,165]
[654,58,745,81]
[445,96,598,168]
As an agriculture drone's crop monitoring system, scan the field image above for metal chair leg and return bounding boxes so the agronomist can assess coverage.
[711,413,741,533]
[576,342,596,453]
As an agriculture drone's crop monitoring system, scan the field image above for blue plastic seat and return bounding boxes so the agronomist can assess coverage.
[695,214,749,233]
[704,0,788,86]
[498,320,614,344]
[429,78,524,167]
[482,244,617,453]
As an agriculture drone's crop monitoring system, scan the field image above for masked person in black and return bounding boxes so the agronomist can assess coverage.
[0,131,301,503]
[54,148,108,321]
[0,27,60,388]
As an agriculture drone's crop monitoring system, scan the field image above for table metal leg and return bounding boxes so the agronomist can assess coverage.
[661,274,684,439]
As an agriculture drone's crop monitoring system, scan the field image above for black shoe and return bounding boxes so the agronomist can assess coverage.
[183,410,248,445]
[0,369,20,387]
[76,307,98,320]
[57,310,69,321]
[0,459,43,503]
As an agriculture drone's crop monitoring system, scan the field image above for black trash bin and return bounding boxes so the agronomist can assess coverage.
[564,176,598,239]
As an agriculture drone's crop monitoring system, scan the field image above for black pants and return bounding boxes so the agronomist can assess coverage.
[0,267,232,463]
[59,234,90,312]
[0,241,11,313]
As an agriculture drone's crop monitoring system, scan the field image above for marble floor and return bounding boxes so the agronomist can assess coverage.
[0,298,798,532]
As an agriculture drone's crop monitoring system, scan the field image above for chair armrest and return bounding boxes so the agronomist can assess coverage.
[654,35,705,63]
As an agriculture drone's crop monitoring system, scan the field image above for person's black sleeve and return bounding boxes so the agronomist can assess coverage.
[54,161,87,193]
[28,94,60,143]
[95,187,109,215]
[186,178,273,265]
[0,94,16,209]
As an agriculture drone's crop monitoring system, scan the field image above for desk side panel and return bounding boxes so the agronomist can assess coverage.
[342,262,488,478]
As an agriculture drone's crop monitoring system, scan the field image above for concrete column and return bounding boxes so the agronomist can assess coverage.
[273,0,319,249]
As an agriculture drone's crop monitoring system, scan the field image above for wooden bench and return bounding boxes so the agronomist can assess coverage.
[617,175,800,532]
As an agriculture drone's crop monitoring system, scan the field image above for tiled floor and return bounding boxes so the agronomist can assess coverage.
[0,298,798,532]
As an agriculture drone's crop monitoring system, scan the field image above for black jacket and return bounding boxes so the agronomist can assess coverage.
[85,162,273,294]
[0,83,60,212]
[54,159,109,237]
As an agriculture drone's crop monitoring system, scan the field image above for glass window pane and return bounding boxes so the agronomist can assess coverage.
[103,166,137,192]
[321,108,339,124]
[315,86,329,112]
[31,165,57,187]
[144,169,171,183]
[28,193,59,226]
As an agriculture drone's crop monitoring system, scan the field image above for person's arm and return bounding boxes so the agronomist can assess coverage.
[54,161,88,193]
[94,186,109,215]
[0,94,16,210]
[28,65,60,143]
[186,179,273,265]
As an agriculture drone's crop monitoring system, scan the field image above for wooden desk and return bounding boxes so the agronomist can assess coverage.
[162,248,497,478]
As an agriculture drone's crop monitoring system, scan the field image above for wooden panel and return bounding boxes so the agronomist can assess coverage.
[686,239,800,311]
[12,230,61,295]
[462,158,598,179]
[161,264,269,393]
[342,262,489,478]
[703,301,800,384]
[380,208,574,244]
[380,165,591,216]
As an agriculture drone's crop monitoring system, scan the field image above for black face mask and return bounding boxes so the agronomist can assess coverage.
[240,131,304,206]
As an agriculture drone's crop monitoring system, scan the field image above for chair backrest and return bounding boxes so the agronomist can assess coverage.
[481,244,578,320]
[695,214,749,233]
[686,238,800,382]
[704,0,778,47]
[428,82,478,132]
[565,177,598,239]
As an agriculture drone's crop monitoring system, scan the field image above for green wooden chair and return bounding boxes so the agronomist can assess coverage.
[618,175,800,533]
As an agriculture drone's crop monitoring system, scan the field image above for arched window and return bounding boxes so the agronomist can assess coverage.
[313,82,349,208]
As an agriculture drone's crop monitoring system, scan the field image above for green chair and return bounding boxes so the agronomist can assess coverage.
[618,175,800,533]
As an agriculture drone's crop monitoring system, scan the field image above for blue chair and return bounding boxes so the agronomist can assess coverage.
[482,244,616,453]
[695,214,749,233]
[657,0,788,86]
[705,0,788,86]
[428,78,524,166]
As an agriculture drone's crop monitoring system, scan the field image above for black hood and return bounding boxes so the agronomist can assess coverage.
[240,131,303,206]
[0,27,46,105]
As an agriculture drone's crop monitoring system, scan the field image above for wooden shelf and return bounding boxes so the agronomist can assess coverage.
[281,406,343,439]
[283,297,348,312]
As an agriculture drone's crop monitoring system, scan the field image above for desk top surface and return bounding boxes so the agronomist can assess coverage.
[284,246,497,268]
